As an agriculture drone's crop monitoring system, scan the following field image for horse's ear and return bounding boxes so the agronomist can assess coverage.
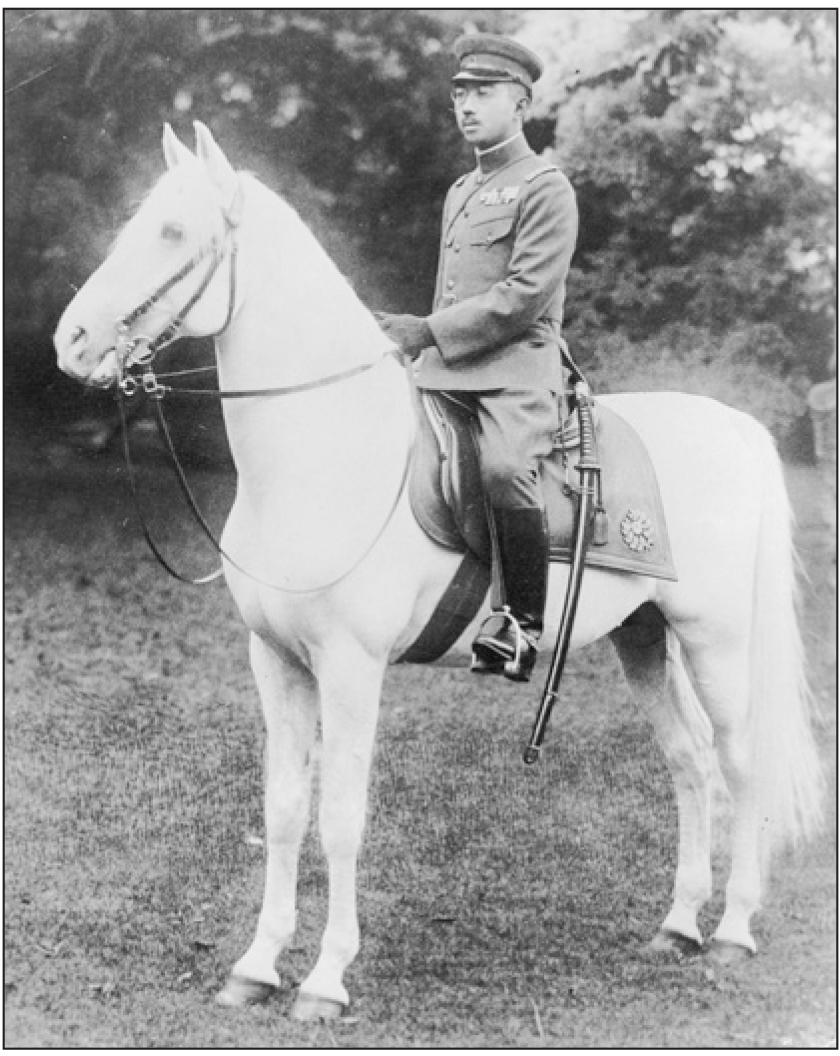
[162,123,196,170]
[193,121,240,220]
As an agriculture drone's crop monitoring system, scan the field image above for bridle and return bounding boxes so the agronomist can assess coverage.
[116,208,239,395]
[113,184,408,592]
[114,200,391,403]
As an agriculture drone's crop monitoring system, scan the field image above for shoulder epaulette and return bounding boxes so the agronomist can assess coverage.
[525,164,560,183]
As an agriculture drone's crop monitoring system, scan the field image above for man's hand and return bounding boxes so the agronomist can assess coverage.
[375,313,434,360]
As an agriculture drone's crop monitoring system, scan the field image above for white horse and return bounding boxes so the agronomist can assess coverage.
[55,122,823,1021]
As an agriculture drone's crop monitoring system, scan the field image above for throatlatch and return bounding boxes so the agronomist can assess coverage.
[523,383,602,764]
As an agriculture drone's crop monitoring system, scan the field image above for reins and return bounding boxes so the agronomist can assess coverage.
[126,353,393,401]
[119,374,412,593]
[117,385,224,585]
[114,187,410,593]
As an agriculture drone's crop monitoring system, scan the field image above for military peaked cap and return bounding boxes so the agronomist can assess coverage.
[452,33,543,89]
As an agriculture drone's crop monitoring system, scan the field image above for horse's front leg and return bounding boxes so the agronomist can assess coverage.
[217,632,319,1007]
[291,642,385,1022]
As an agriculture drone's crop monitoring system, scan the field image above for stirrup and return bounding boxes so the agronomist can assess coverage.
[471,607,539,683]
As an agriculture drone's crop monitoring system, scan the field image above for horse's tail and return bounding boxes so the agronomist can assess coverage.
[742,415,824,861]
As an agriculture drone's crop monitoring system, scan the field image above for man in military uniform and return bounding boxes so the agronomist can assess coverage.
[378,33,579,682]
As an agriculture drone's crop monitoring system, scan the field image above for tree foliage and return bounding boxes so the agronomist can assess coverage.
[4,8,508,349]
[4,9,835,436]
[521,9,835,383]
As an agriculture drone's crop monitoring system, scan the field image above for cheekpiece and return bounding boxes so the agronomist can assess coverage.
[452,33,543,89]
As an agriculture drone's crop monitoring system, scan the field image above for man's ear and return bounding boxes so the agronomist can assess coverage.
[511,85,531,121]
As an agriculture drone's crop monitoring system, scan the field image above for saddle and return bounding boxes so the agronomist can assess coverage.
[411,391,677,578]
[398,388,677,664]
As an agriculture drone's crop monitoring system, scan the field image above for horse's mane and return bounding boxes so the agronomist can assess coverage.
[236,173,369,314]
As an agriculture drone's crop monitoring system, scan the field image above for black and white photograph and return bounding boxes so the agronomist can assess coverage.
[5,8,836,1047]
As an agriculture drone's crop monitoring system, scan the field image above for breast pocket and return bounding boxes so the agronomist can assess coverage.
[468,214,516,248]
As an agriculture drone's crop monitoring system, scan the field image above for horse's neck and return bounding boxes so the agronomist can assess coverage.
[214,183,413,564]
[219,182,393,389]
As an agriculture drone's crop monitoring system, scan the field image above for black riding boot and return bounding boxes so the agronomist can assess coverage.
[472,507,550,683]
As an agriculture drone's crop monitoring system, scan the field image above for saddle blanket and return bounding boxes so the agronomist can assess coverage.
[399,391,677,664]
[411,391,677,579]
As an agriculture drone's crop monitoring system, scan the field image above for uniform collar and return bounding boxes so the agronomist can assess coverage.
[475,131,532,178]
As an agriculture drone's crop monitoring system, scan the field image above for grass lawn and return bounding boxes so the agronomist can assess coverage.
[4,436,836,1047]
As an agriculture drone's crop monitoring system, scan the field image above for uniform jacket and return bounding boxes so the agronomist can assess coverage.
[419,134,578,392]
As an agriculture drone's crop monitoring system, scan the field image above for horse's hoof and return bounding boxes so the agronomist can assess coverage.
[649,928,703,957]
[706,939,755,966]
[291,991,346,1022]
[215,975,278,1007]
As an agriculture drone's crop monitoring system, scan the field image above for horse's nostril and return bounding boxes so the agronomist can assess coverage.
[71,325,87,345]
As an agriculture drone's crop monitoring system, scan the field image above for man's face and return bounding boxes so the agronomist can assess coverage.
[451,81,526,150]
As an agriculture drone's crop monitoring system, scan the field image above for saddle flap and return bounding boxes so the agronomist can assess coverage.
[420,392,491,555]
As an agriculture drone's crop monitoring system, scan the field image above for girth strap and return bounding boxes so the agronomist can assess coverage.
[398,550,490,663]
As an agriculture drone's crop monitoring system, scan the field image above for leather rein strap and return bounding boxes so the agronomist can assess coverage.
[117,386,224,585]
[118,352,410,593]
[138,355,391,401]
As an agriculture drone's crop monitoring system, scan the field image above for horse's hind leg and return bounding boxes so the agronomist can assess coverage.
[610,604,715,953]
[217,633,319,1006]
[292,641,385,1021]
[678,634,760,960]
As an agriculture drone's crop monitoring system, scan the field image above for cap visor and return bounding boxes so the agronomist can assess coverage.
[452,71,515,83]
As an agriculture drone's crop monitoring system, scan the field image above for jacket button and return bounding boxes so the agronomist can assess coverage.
[454,243,460,252]
[447,279,455,289]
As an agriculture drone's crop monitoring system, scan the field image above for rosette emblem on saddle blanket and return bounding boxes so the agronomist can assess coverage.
[411,392,677,579]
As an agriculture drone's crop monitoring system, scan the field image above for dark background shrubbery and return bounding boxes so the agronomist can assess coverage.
[4,9,835,457]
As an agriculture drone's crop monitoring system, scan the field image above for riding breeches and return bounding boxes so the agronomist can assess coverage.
[452,389,559,510]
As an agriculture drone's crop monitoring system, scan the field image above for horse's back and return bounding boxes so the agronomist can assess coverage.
[600,392,774,622]
[597,390,758,446]
[598,390,771,494]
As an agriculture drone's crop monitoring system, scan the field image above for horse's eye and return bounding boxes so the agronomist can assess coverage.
[161,222,185,242]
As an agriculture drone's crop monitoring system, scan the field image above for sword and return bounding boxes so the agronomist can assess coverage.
[523,385,601,765]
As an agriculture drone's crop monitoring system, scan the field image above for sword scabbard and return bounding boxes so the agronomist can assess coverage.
[523,388,600,764]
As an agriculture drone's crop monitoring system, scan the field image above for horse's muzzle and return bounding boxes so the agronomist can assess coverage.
[55,319,116,388]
